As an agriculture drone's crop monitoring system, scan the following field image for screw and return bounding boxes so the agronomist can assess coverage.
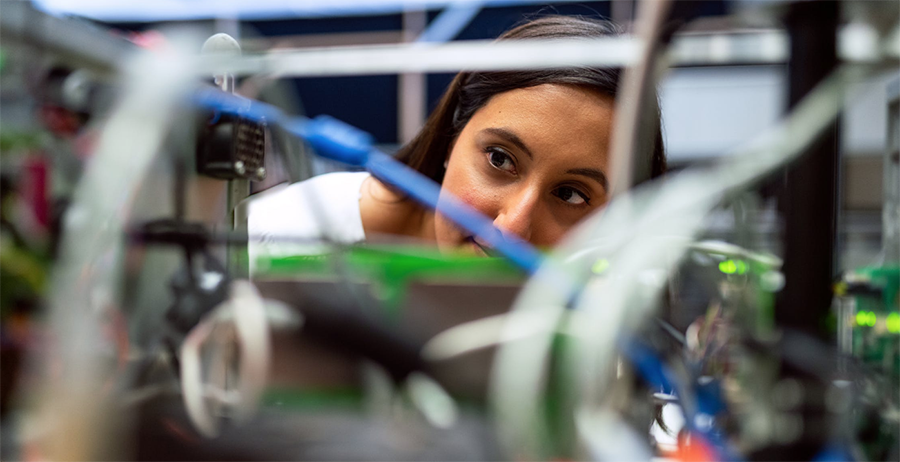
[256,167,266,180]
[234,161,246,175]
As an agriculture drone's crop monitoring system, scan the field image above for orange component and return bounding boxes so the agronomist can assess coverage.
[672,432,718,462]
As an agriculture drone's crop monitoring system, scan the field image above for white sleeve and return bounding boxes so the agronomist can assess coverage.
[247,172,369,271]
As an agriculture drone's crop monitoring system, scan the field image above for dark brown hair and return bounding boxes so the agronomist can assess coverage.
[395,15,666,185]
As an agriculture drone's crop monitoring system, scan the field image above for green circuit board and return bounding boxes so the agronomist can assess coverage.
[254,244,526,311]
[839,266,900,379]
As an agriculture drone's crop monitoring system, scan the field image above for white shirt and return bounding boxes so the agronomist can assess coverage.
[247,171,370,270]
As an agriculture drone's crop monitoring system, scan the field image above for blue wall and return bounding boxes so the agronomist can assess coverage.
[246,2,617,145]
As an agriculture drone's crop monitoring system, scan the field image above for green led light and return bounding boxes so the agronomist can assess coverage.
[736,260,747,275]
[592,258,610,274]
[887,312,900,334]
[856,311,880,326]
[719,260,737,274]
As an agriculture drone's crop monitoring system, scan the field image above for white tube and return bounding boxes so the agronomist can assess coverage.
[489,63,866,460]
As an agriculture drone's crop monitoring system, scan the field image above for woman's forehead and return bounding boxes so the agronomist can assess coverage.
[465,84,615,163]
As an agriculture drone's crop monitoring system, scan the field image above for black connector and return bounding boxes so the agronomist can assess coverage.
[196,110,267,181]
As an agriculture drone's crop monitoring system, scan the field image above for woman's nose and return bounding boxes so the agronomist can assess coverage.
[492,188,540,242]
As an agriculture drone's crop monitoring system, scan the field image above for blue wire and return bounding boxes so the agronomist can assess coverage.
[416,2,483,43]
[618,338,677,395]
[619,337,745,462]
[812,445,854,462]
[193,88,283,124]
[366,151,543,272]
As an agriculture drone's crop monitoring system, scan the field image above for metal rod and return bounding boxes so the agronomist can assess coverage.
[776,0,841,342]
[398,8,427,144]
[772,4,841,459]
[197,33,795,78]
[884,80,900,263]
[0,1,133,76]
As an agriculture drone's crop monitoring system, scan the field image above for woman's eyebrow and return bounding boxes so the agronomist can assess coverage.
[481,127,608,191]
[482,127,534,159]
[566,168,609,192]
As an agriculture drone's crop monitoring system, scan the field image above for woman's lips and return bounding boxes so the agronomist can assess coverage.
[466,236,494,257]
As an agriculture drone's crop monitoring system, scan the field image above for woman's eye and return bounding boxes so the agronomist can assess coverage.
[486,148,516,173]
[554,187,589,206]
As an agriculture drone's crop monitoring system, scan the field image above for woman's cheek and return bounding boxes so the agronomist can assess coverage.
[434,169,493,249]
[444,173,498,219]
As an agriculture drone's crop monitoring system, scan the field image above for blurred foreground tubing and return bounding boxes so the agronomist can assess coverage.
[34,38,195,460]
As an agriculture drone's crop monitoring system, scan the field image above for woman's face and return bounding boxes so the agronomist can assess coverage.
[436,83,615,254]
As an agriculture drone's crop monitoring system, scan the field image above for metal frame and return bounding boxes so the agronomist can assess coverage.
[194,26,895,79]
[885,77,900,263]
[0,1,133,76]
[9,0,899,459]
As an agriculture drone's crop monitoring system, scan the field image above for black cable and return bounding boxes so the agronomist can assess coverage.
[654,317,686,346]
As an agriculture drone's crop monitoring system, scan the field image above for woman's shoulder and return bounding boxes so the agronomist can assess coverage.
[358,175,429,239]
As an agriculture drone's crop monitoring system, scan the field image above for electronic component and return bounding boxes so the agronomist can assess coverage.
[196,110,267,181]
[195,33,267,182]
